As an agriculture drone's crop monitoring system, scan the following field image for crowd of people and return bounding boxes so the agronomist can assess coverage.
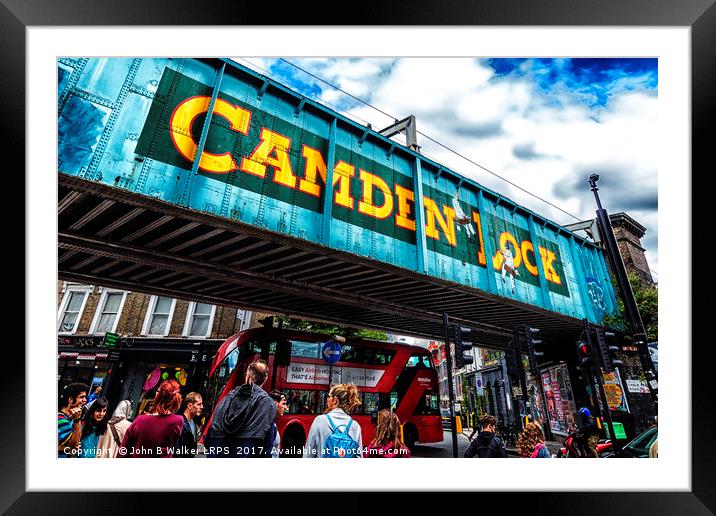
[58,359,412,459]
[59,358,608,460]
[58,379,205,459]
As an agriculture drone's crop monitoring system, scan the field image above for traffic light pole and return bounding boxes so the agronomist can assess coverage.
[589,174,658,405]
[505,337,526,438]
[443,313,459,458]
[511,329,529,429]
[583,321,617,444]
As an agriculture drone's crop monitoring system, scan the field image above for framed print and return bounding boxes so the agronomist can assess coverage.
[6,0,712,512]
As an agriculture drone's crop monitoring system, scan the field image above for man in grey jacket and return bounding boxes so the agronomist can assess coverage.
[205,360,277,458]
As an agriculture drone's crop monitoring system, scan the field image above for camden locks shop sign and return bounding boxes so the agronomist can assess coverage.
[136,69,571,297]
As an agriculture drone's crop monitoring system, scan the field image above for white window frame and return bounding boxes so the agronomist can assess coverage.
[57,284,92,334]
[141,295,177,337]
[182,301,216,338]
[89,288,128,335]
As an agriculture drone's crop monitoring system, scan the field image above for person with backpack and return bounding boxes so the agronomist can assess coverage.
[304,383,363,458]
[464,414,508,458]
[204,360,277,458]
[365,409,411,458]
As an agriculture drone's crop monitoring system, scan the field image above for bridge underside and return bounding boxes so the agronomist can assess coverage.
[58,174,586,351]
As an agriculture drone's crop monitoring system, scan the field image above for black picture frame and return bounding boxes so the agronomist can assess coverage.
[6,0,710,513]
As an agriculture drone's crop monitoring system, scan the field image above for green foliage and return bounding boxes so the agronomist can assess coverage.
[476,393,488,417]
[602,272,658,341]
[275,316,388,341]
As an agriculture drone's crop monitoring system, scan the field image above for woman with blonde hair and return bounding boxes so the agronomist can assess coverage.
[517,421,551,458]
[304,383,363,458]
[366,410,411,458]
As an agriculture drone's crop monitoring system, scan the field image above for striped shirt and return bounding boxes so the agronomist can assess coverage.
[58,412,76,457]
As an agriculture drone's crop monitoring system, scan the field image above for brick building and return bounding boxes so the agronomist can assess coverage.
[609,212,654,285]
[57,281,267,417]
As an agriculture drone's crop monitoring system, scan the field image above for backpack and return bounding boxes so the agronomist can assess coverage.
[474,436,505,458]
[322,414,359,458]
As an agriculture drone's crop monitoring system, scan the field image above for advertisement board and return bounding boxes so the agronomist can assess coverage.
[540,363,577,436]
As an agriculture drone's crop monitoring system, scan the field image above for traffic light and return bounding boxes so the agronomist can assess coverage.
[506,339,522,378]
[524,326,543,375]
[452,325,474,369]
[577,338,596,372]
[594,327,623,372]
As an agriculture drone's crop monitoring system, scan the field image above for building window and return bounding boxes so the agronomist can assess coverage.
[183,302,216,338]
[89,290,127,334]
[57,285,91,334]
[142,296,176,336]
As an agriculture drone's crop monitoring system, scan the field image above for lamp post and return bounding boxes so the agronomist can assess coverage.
[588,174,658,406]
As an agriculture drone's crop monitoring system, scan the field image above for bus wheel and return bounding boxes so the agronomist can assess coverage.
[281,425,305,458]
[403,424,418,450]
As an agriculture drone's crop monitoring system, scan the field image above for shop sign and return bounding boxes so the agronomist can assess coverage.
[286,362,383,387]
[621,346,639,352]
[58,335,105,348]
[626,379,650,394]
[475,373,484,395]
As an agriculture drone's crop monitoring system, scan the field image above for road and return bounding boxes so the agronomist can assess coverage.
[410,429,473,458]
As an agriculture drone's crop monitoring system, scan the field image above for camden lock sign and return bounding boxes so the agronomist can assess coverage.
[136,69,569,296]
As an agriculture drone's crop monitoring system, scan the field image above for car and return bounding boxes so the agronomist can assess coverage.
[601,425,658,458]
[440,408,452,429]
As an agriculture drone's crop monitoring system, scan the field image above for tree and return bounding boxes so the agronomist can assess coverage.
[603,272,658,341]
[275,316,388,341]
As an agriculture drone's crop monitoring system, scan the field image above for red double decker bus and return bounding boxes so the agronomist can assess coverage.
[202,327,443,456]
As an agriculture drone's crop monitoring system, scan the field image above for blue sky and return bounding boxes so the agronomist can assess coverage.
[236,57,659,278]
[485,58,657,109]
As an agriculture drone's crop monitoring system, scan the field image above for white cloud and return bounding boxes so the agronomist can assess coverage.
[248,57,659,275]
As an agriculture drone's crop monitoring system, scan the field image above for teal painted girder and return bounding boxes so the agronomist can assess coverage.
[57,57,618,325]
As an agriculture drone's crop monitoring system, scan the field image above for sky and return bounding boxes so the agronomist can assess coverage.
[233,57,658,281]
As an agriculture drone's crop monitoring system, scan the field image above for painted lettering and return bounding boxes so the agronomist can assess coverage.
[424,197,457,247]
[333,161,355,209]
[521,240,539,276]
[170,96,251,173]
[471,211,487,266]
[493,232,522,270]
[298,145,326,197]
[240,128,298,188]
[394,184,417,231]
[357,170,394,220]
[538,246,562,284]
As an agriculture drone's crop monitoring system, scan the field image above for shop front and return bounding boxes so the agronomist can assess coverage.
[107,338,221,423]
[58,335,120,396]
[58,335,221,422]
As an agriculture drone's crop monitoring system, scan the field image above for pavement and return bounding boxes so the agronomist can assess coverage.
[460,425,563,457]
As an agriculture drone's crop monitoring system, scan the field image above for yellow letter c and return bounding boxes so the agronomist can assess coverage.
[170,96,252,174]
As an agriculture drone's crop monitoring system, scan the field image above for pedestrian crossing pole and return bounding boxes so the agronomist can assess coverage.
[443,313,459,458]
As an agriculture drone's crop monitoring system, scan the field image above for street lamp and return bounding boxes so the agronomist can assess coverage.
[587,173,658,406]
